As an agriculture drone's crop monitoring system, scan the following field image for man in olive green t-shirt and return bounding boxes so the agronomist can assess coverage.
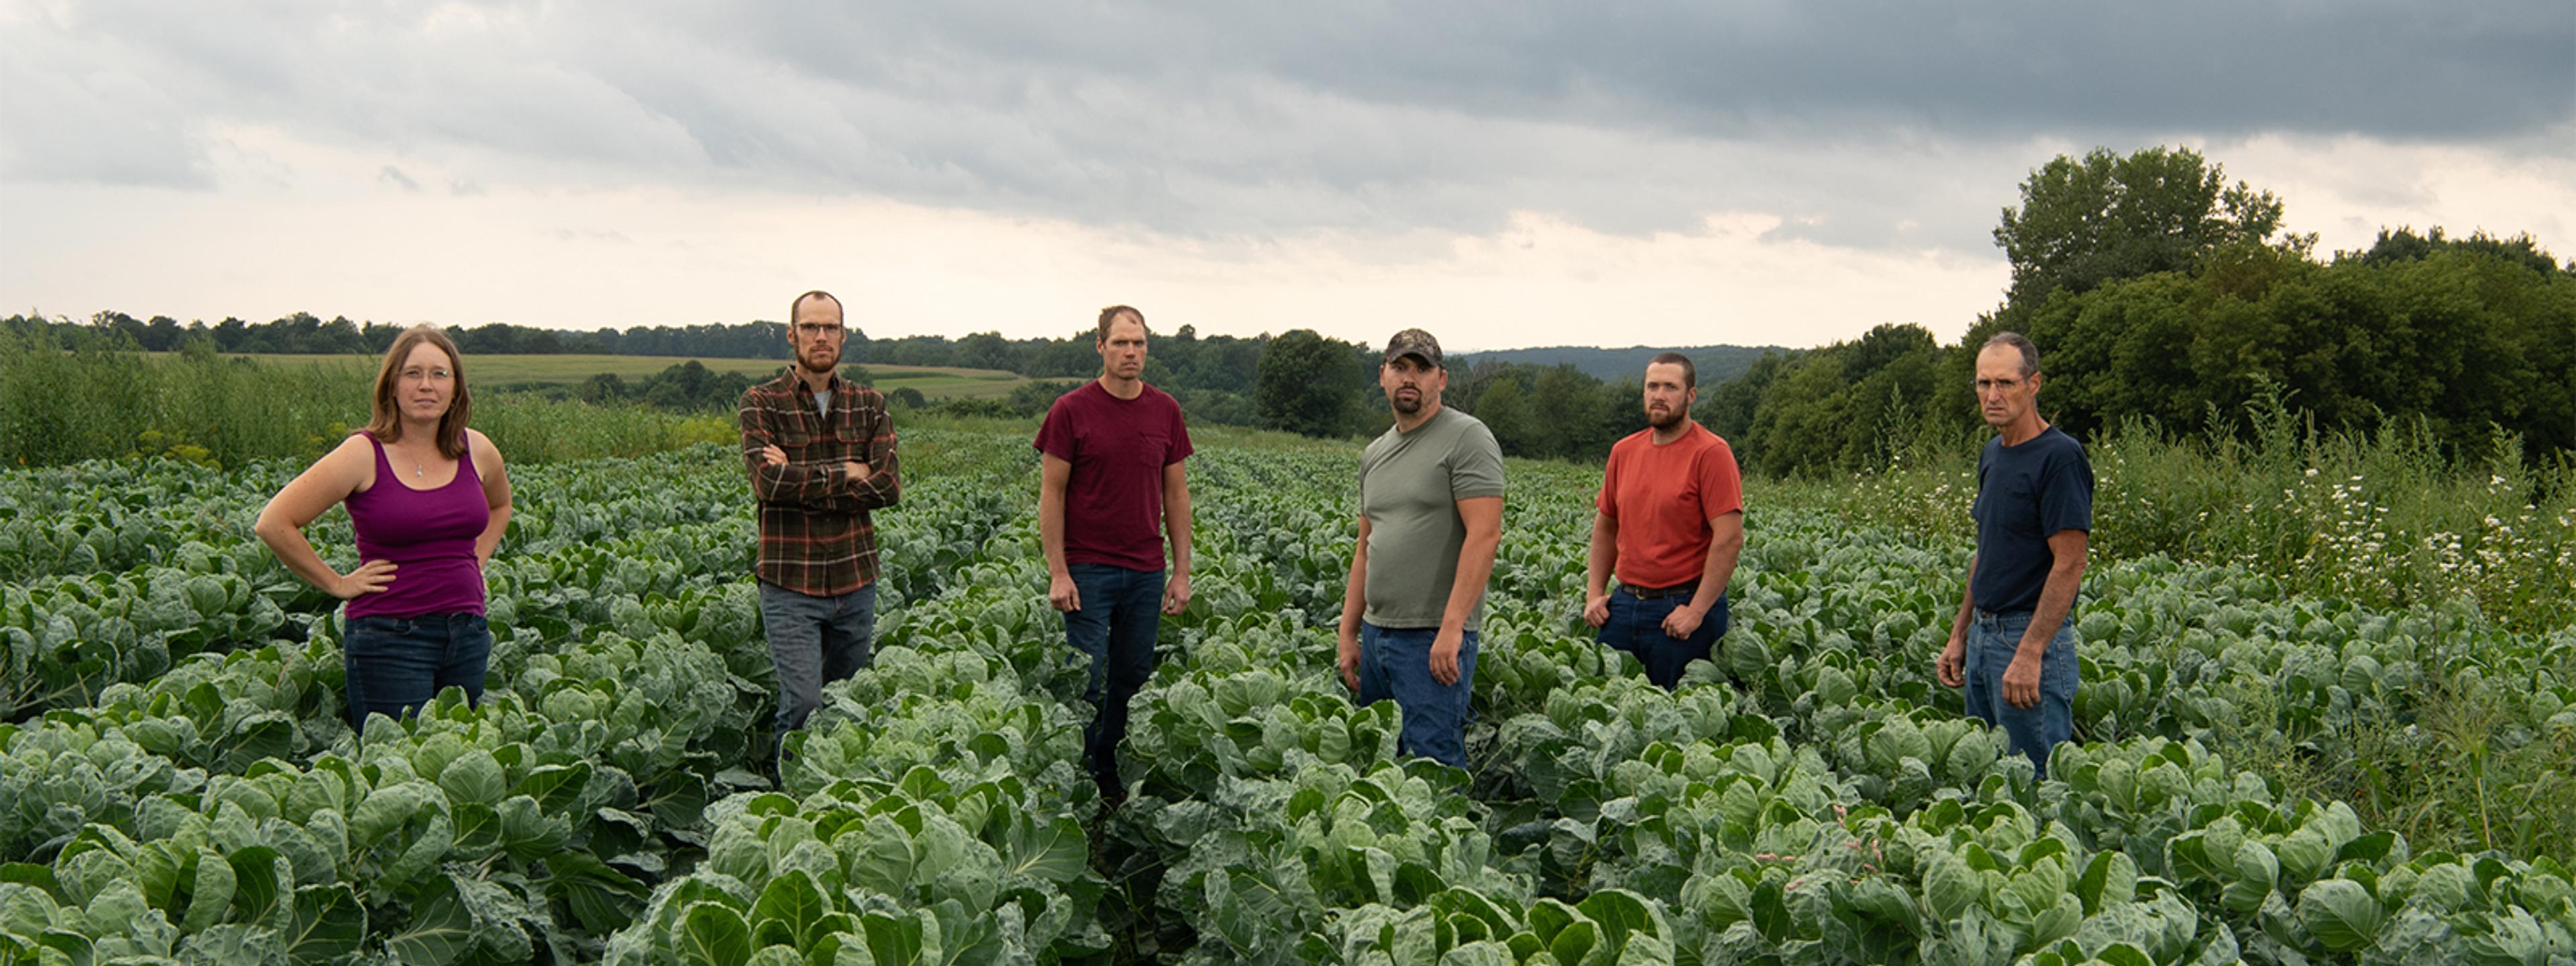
[1336,328,1506,769]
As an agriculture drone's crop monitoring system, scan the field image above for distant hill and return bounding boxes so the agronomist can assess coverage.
[1450,345,1793,386]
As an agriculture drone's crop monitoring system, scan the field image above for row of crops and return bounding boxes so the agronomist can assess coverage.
[4,430,2573,965]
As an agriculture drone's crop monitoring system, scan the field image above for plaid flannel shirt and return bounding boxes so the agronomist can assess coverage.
[739,368,900,596]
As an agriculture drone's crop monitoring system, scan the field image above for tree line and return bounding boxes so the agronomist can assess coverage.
[1700,148,2573,476]
[15,146,2567,470]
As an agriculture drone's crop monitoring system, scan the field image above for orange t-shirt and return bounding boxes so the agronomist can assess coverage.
[1596,423,1743,590]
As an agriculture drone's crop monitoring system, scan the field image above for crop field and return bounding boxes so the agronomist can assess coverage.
[3,429,2574,965]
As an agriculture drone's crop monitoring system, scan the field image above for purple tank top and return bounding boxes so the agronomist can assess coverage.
[343,431,490,619]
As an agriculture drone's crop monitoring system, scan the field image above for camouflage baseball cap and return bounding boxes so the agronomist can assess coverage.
[1383,328,1442,367]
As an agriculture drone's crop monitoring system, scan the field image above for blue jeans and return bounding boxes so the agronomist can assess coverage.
[1596,586,1727,690]
[1960,609,2078,779]
[760,580,877,735]
[344,612,490,733]
[1064,564,1164,797]
[1356,623,1479,769]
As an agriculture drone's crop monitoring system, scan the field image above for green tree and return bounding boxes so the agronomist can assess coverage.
[953,331,1016,371]
[1994,146,2298,311]
[1254,329,1366,438]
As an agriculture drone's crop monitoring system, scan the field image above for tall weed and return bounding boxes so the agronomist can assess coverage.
[1827,390,2576,632]
[0,335,737,467]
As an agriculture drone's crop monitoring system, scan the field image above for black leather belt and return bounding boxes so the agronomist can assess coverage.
[1620,582,1699,600]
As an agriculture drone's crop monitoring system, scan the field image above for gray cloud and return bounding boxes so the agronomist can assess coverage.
[3,0,2567,250]
[378,166,422,192]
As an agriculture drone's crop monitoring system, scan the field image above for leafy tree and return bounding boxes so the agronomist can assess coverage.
[1696,350,1791,442]
[1254,329,1367,438]
[1995,146,2300,312]
[2341,227,2572,276]
[953,332,1017,372]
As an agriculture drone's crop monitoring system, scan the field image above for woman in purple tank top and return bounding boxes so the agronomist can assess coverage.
[255,325,515,733]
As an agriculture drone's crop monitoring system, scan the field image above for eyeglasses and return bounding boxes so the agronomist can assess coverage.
[1973,376,2027,394]
[795,323,846,338]
[400,366,454,383]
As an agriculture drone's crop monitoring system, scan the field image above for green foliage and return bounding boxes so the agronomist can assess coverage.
[1695,324,1949,477]
[4,427,2573,965]
[1446,362,1633,462]
[1994,145,2297,310]
[1715,147,2571,480]
[1254,329,1372,439]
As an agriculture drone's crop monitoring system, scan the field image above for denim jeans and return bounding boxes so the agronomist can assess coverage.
[760,580,877,735]
[343,612,490,733]
[1960,609,2078,780]
[1063,564,1164,798]
[1596,586,1728,690]
[1356,623,1479,769]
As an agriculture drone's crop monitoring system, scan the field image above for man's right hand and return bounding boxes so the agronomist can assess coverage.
[1047,572,1081,612]
[1936,633,1967,688]
[843,461,872,481]
[1338,631,1362,692]
[333,559,396,599]
[1582,591,1611,628]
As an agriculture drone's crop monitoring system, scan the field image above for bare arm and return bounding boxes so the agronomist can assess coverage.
[1040,453,1079,611]
[469,430,513,569]
[1998,530,2090,707]
[1938,554,1976,688]
[1337,516,1371,690]
[1666,511,1743,637]
[1441,496,1504,636]
[1582,510,1618,627]
[1160,461,1193,614]
[254,436,394,600]
[1427,496,1504,686]
[2023,531,2090,651]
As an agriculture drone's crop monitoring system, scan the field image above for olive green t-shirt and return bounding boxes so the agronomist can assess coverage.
[1360,406,1507,630]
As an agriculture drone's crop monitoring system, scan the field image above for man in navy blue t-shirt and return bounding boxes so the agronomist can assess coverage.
[1937,332,2092,779]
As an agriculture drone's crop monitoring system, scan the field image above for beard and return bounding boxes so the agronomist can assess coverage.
[1392,392,1424,415]
[1646,405,1685,430]
[797,345,841,375]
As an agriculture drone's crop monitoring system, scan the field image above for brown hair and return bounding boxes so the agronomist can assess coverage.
[790,290,843,329]
[1648,352,1697,390]
[1095,305,1147,343]
[364,324,471,460]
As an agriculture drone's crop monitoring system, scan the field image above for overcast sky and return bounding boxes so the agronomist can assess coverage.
[3,1,2570,352]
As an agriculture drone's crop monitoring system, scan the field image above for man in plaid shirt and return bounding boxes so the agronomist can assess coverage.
[740,289,900,742]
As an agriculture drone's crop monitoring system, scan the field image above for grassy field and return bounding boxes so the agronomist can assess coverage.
[174,352,1030,399]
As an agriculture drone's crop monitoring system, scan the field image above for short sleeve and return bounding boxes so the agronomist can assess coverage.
[1699,437,1744,519]
[1595,448,1620,518]
[1449,422,1506,500]
[2038,443,2094,535]
[1034,393,1077,462]
[1165,396,1194,465]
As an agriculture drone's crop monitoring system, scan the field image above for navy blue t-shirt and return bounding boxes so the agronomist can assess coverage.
[1970,426,2094,614]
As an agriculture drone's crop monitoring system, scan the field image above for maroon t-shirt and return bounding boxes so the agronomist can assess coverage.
[1034,381,1193,572]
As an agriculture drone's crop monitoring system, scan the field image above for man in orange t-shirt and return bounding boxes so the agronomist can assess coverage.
[1582,353,1746,689]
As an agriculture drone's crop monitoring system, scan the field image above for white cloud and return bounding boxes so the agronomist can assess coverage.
[2,1,2568,349]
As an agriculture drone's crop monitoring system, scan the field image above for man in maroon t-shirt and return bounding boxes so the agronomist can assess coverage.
[1036,304,1194,806]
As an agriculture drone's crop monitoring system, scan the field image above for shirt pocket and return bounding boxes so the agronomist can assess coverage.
[832,423,874,460]
[1131,431,1171,470]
